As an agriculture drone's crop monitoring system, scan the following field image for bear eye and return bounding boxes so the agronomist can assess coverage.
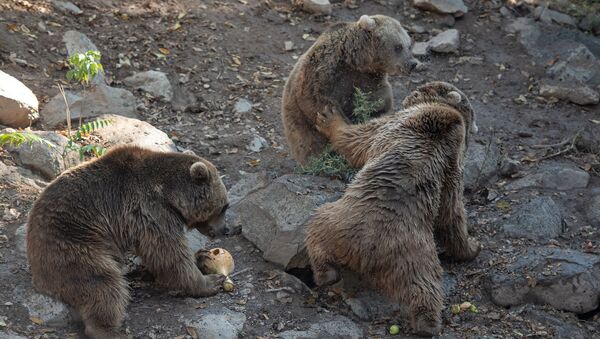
[395,45,403,53]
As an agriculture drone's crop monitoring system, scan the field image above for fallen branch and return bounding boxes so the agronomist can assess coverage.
[230,267,251,278]
[265,286,296,293]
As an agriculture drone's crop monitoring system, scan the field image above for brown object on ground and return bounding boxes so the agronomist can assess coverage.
[196,247,236,292]
[26,145,230,339]
[306,82,481,337]
[281,14,418,165]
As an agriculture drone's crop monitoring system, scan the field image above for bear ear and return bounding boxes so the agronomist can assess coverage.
[190,162,210,183]
[358,15,376,31]
[447,91,462,105]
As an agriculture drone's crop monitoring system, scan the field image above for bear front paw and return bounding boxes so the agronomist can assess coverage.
[196,274,225,297]
[313,267,341,287]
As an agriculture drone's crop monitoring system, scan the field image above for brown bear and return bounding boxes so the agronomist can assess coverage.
[306,82,481,336]
[281,14,418,165]
[26,145,230,339]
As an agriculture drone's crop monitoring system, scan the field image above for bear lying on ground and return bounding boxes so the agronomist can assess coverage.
[27,145,230,339]
[306,82,481,336]
[282,14,418,165]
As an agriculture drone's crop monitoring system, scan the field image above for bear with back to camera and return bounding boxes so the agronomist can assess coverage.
[306,82,481,336]
[281,14,418,165]
[26,145,231,339]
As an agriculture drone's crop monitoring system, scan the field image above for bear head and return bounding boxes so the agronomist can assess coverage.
[162,154,230,237]
[352,15,418,75]
[402,81,478,135]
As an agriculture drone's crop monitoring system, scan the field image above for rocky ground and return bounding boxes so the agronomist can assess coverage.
[1,0,600,338]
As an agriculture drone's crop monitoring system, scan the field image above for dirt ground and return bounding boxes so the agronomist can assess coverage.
[1,0,600,338]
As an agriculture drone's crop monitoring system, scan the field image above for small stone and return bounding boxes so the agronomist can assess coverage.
[413,0,468,15]
[246,134,268,153]
[52,1,82,15]
[463,141,502,191]
[234,98,253,114]
[0,70,39,128]
[284,41,295,51]
[503,196,563,241]
[429,29,460,53]
[409,25,426,34]
[539,82,599,106]
[123,70,173,102]
[534,6,576,27]
[293,0,332,15]
[499,6,512,18]
[412,42,430,57]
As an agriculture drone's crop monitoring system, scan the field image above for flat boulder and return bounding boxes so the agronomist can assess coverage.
[91,114,177,152]
[229,174,344,269]
[487,247,600,314]
[0,70,39,128]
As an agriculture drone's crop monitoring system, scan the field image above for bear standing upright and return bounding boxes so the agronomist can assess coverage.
[27,145,230,339]
[281,14,418,165]
[306,82,481,336]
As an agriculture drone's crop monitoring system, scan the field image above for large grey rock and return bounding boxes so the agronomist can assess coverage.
[487,247,600,314]
[547,45,600,85]
[505,18,600,86]
[429,29,460,53]
[534,6,576,27]
[503,197,563,241]
[91,114,177,152]
[525,309,586,339]
[123,70,173,102]
[0,162,45,190]
[1,129,80,180]
[185,308,246,339]
[52,1,83,15]
[279,315,363,339]
[539,81,599,105]
[41,85,137,128]
[463,141,502,191]
[230,175,345,269]
[292,0,332,15]
[506,164,590,191]
[0,70,39,128]
[62,31,105,86]
[413,0,468,15]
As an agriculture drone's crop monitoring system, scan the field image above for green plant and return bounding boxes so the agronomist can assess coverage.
[66,119,112,160]
[66,50,104,86]
[297,145,356,181]
[352,87,384,124]
[0,131,54,149]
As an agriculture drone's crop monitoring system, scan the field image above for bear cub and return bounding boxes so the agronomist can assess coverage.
[282,14,418,165]
[306,82,481,337]
[27,145,230,339]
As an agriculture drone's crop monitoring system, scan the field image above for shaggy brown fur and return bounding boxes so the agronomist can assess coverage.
[306,82,481,336]
[27,145,230,339]
[281,14,418,165]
